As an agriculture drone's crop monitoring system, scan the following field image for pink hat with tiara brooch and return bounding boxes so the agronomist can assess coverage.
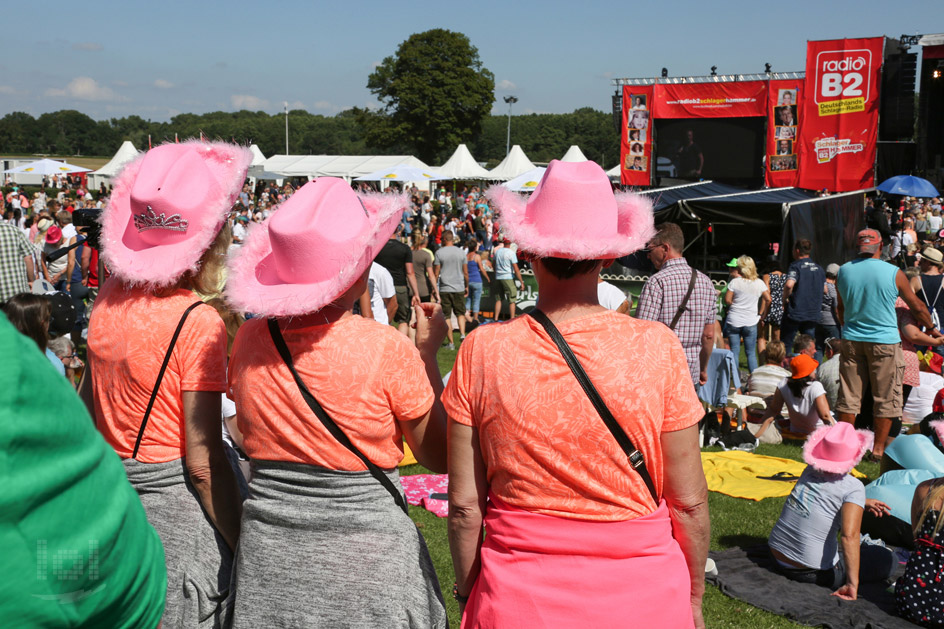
[484,159,654,260]
[225,177,408,317]
[100,141,251,287]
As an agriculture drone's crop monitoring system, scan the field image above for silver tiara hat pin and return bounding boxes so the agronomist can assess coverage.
[133,205,190,233]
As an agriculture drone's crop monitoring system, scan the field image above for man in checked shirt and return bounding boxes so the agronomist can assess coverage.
[637,223,717,386]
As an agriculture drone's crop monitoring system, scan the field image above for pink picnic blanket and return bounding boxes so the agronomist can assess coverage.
[400,474,449,518]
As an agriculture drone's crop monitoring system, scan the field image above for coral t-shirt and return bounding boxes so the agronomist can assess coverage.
[442,310,703,522]
[88,281,228,463]
[228,314,434,470]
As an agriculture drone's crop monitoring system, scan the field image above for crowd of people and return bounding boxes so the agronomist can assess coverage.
[0,140,942,629]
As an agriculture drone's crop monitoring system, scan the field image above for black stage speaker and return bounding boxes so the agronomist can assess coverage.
[880,52,917,141]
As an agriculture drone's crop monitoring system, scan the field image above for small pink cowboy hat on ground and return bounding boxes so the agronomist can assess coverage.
[100,141,252,286]
[485,159,654,260]
[803,422,874,476]
[226,178,407,317]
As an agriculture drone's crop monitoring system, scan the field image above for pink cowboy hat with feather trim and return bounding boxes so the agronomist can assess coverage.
[485,160,654,260]
[226,178,407,317]
[803,422,874,476]
[101,141,251,286]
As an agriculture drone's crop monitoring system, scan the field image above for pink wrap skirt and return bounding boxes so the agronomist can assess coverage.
[461,495,694,628]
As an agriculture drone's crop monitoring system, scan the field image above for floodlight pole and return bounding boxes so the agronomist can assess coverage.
[284,102,289,154]
[504,96,518,156]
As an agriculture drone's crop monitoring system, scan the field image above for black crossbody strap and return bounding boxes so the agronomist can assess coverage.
[267,318,409,515]
[529,309,659,504]
[669,266,699,331]
[132,300,205,460]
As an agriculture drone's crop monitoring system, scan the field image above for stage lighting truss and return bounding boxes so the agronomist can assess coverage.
[611,71,804,87]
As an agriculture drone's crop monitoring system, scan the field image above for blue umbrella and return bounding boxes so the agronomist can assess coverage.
[876,175,939,198]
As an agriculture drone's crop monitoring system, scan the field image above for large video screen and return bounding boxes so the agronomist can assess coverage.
[654,118,766,185]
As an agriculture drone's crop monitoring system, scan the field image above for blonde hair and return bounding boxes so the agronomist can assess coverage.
[914,481,944,540]
[764,340,786,364]
[206,296,245,357]
[154,222,232,298]
[736,255,758,281]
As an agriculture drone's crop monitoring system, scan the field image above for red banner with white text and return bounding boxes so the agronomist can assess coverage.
[765,79,803,187]
[797,37,884,191]
[652,81,768,119]
[620,85,654,186]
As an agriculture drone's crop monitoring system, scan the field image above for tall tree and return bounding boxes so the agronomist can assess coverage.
[362,29,494,163]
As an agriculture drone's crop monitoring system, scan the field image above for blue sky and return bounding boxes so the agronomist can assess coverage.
[0,0,939,122]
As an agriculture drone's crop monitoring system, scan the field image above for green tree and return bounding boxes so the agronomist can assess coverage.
[362,29,494,163]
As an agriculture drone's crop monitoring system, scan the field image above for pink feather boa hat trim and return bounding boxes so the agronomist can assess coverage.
[931,420,944,446]
[485,160,654,260]
[803,423,874,475]
[100,140,251,287]
[226,178,408,317]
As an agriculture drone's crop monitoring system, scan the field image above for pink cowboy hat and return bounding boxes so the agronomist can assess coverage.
[803,422,874,476]
[484,160,654,260]
[931,420,944,446]
[100,141,251,286]
[226,178,407,317]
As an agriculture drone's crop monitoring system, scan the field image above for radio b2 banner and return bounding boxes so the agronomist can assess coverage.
[797,37,884,192]
[621,85,654,186]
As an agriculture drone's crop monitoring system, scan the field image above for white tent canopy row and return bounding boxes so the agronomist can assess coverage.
[488,145,536,181]
[264,154,431,182]
[88,141,141,189]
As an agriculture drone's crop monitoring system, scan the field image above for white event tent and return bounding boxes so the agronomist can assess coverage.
[488,145,536,181]
[88,141,140,189]
[560,145,589,162]
[434,144,492,180]
[606,164,621,181]
[248,144,267,170]
[264,154,430,184]
[503,166,546,193]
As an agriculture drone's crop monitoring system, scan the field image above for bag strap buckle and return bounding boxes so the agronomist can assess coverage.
[628,450,644,469]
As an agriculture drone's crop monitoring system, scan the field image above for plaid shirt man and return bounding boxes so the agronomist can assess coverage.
[0,223,34,304]
[637,257,717,384]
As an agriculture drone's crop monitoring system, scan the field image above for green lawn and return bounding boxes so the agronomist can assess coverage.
[418,341,881,628]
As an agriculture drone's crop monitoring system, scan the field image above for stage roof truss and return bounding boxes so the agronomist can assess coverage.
[611,72,804,87]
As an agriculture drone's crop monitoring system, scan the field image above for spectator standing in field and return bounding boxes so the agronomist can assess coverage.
[637,223,717,386]
[411,232,438,304]
[781,239,825,356]
[913,247,944,337]
[598,274,631,313]
[434,231,468,349]
[492,238,525,321]
[760,256,786,357]
[375,230,422,336]
[723,255,770,373]
[836,229,938,461]
[466,239,489,323]
[367,262,397,326]
[0,220,36,303]
[816,263,841,362]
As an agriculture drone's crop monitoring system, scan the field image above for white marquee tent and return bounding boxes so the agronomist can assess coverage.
[488,145,536,181]
[264,154,430,183]
[560,145,589,162]
[434,144,492,180]
[87,141,140,189]
[248,144,267,169]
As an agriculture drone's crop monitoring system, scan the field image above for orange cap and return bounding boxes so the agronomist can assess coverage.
[790,354,819,379]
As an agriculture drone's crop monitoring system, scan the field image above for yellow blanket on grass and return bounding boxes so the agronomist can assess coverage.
[701,450,866,501]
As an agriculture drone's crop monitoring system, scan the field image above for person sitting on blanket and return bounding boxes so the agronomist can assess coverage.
[747,340,791,401]
[768,423,897,600]
[753,354,835,440]
[896,472,944,627]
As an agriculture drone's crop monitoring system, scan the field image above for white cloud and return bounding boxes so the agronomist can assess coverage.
[45,77,123,101]
[72,42,103,52]
[497,79,517,91]
[154,79,174,89]
[231,94,270,110]
[287,100,305,110]
[312,100,340,113]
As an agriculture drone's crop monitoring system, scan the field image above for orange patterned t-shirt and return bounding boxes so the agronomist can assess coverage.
[228,314,434,470]
[88,281,228,463]
[442,310,703,521]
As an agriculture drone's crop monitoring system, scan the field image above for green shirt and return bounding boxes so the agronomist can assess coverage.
[0,313,166,628]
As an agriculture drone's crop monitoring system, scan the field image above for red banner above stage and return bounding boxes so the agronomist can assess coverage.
[651,81,767,119]
[620,85,654,186]
[766,79,803,187]
[796,37,884,191]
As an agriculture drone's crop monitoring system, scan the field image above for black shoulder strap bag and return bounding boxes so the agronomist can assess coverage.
[267,318,410,515]
[668,266,699,331]
[529,309,659,504]
[131,300,205,460]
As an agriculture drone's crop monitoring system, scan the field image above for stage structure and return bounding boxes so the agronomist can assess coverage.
[614,36,887,193]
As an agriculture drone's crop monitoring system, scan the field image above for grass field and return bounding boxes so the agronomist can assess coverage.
[418,340,881,627]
